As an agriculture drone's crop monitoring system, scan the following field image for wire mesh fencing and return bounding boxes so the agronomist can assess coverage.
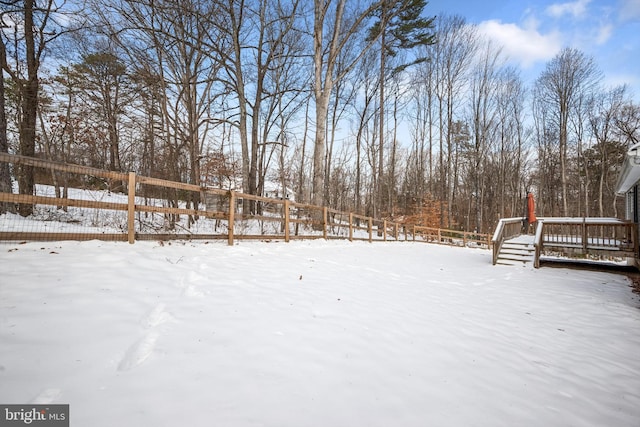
[0,153,491,247]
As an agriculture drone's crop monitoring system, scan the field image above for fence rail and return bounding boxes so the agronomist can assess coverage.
[0,153,492,248]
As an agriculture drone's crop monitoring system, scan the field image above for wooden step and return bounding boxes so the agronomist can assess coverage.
[497,241,535,265]
[498,253,533,263]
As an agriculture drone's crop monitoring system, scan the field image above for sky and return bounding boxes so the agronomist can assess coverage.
[426,0,640,99]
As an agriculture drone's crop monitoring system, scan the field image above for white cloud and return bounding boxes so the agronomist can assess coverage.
[546,0,592,19]
[476,19,562,68]
[595,23,614,45]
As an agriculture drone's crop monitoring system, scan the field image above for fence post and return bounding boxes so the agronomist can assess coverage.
[383,220,387,241]
[228,190,235,246]
[582,217,587,252]
[368,217,373,243]
[413,225,416,242]
[284,199,290,242]
[323,207,328,240]
[127,172,136,244]
[349,213,353,242]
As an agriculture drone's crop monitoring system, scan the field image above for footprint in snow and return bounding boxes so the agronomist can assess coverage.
[143,303,173,328]
[117,331,160,372]
[177,271,207,297]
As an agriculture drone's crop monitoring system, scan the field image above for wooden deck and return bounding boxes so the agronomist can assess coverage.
[492,217,638,268]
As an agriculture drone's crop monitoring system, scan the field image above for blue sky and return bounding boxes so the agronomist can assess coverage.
[426,0,640,100]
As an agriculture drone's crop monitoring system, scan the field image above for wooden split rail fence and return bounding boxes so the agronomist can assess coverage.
[0,153,492,248]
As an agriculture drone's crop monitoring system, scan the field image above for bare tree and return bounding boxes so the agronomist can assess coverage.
[586,85,627,216]
[534,47,601,216]
[324,37,358,209]
[427,15,477,227]
[532,84,562,216]
[214,0,306,216]
[467,39,502,232]
[0,31,13,213]
[407,46,437,199]
[615,102,640,147]
[497,67,529,221]
[258,9,310,205]
[0,0,79,215]
[311,0,387,208]
[350,49,378,215]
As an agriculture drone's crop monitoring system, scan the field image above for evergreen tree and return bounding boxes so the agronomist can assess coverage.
[367,0,435,217]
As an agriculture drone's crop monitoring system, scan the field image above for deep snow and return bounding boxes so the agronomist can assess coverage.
[0,240,639,426]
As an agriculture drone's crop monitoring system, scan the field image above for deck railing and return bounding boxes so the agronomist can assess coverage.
[491,217,525,265]
[533,218,638,268]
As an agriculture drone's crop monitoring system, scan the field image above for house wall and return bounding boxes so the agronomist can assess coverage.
[626,186,640,266]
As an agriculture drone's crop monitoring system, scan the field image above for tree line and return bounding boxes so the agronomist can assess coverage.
[1,0,639,232]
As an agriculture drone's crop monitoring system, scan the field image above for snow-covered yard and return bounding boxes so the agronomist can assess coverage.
[1,240,639,426]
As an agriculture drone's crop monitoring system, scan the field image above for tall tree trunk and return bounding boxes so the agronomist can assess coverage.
[325,91,340,207]
[377,21,386,218]
[297,102,310,205]
[446,97,454,228]
[428,85,433,196]
[388,92,398,216]
[17,0,38,216]
[560,105,569,216]
[355,120,363,214]
[312,94,330,207]
[229,2,251,200]
[0,46,13,213]
[311,0,343,209]
[438,93,444,228]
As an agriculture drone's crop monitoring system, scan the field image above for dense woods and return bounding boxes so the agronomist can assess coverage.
[1,0,639,232]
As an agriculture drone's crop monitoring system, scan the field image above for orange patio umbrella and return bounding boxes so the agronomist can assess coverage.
[527,192,537,224]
